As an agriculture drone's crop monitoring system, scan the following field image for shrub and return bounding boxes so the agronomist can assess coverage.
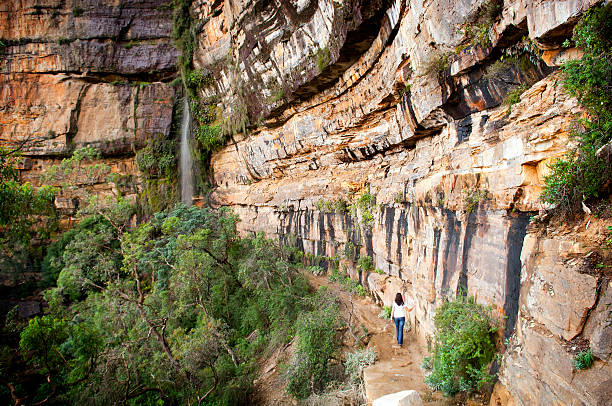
[542,5,612,209]
[502,84,529,114]
[423,51,451,78]
[424,295,498,397]
[72,6,83,17]
[344,240,358,260]
[357,256,374,273]
[378,306,392,320]
[136,136,177,178]
[463,189,489,213]
[307,265,326,276]
[573,349,594,370]
[345,347,377,383]
[286,291,341,399]
[185,68,214,91]
[349,192,377,229]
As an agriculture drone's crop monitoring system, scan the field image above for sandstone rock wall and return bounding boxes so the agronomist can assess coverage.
[1,0,610,404]
[0,0,179,215]
[200,0,611,404]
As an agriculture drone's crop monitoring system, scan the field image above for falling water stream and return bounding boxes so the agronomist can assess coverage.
[180,98,194,205]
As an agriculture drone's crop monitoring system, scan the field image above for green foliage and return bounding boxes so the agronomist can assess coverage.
[16,205,313,405]
[0,146,57,276]
[542,5,612,209]
[502,84,529,112]
[604,225,612,249]
[482,0,503,24]
[423,51,451,78]
[461,23,490,47]
[463,189,489,213]
[307,265,326,276]
[285,289,341,399]
[484,54,532,81]
[136,135,177,178]
[315,47,331,73]
[185,68,213,91]
[378,305,392,320]
[314,198,333,213]
[329,267,367,297]
[192,98,225,154]
[138,178,178,218]
[123,39,141,49]
[357,256,374,273]
[573,349,594,370]
[314,198,350,214]
[173,0,195,86]
[458,0,502,48]
[72,6,84,17]
[42,146,110,189]
[349,192,377,229]
[424,295,498,397]
[345,347,376,383]
[344,240,359,261]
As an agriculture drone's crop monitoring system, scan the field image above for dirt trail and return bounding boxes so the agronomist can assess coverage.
[308,275,450,406]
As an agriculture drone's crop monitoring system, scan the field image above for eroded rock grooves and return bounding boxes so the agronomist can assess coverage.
[1,0,611,405]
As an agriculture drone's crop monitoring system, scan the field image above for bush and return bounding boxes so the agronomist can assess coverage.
[345,347,376,383]
[502,84,529,110]
[357,256,374,272]
[378,306,392,320]
[424,295,498,397]
[136,136,177,178]
[423,51,451,78]
[573,349,594,370]
[542,5,612,209]
[286,290,342,399]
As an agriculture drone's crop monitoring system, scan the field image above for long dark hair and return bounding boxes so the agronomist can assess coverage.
[395,293,404,306]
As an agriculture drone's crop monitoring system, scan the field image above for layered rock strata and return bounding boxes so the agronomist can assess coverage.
[199,0,611,404]
[0,0,179,215]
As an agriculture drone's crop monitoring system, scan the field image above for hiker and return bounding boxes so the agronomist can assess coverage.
[391,292,413,347]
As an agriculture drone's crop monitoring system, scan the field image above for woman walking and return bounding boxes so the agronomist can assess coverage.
[391,292,413,347]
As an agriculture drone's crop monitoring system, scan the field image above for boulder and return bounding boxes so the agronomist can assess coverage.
[372,390,423,406]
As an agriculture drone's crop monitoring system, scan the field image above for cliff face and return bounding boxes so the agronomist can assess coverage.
[0,0,179,215]
[197,0,611,404]
[1,0,611,405]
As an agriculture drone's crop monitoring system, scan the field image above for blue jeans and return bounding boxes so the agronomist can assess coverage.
[394,317,405,345]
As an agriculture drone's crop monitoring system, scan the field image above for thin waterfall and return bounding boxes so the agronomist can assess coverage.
[180,98,194,205]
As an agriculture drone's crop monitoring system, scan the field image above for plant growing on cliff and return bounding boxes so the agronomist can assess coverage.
[378,305,392,320]
[357,255,374,273]
[42,146,110,188]
[542,4,612,210]
[315,46,331,73]
[72,6,84,17]
[502,83,529,113]
[463,188,489,213]
[573,349,594,370]
[350,192,377,229]
[423,51,451,79]
[423,295,499,397]
[136,135,177,179]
